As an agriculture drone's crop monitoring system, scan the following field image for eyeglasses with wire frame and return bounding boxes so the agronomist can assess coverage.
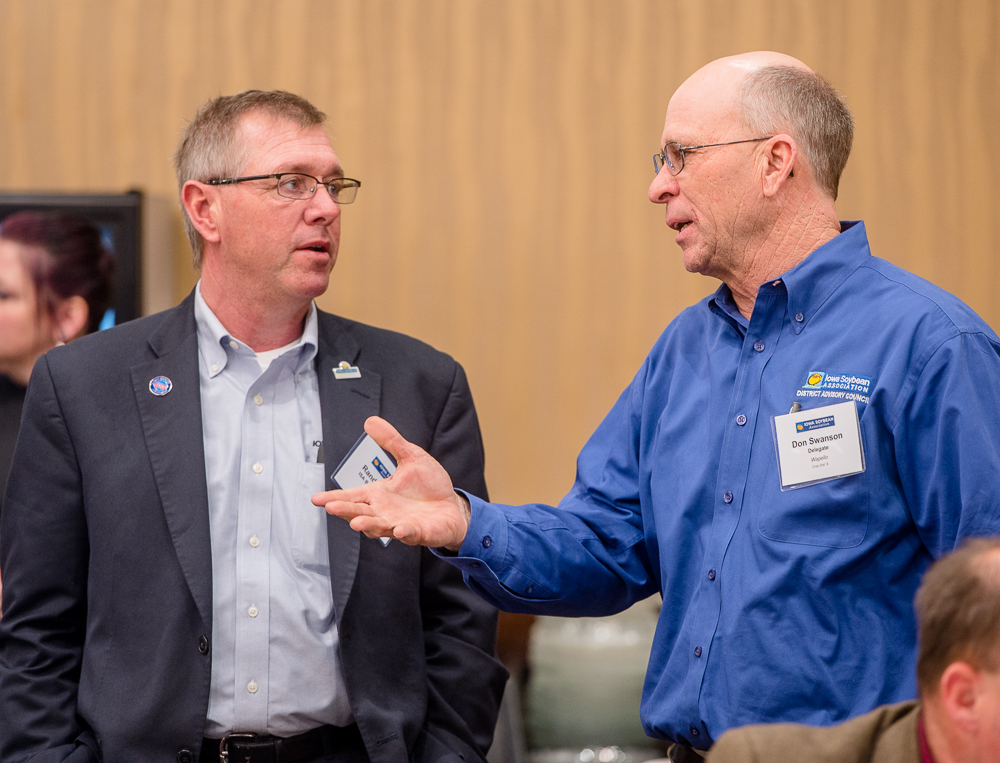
[653,137,773,176]
[206,173,361,203]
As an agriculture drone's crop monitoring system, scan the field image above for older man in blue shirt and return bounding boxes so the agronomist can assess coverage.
[315,52,1000,757]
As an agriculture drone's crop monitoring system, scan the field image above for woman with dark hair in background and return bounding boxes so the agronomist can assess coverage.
[0,211,114,503]
[0,211,113,609]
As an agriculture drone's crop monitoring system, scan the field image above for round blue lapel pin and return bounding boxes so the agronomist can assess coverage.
[149,376,173,396]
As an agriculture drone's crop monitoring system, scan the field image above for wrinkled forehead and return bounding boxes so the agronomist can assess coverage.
[661,64,748,145]
[236,112,341,176]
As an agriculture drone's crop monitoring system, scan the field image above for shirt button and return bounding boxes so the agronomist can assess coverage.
[753,341,765,352]
[525,585,535,595]
[210,363,220,373]
[229,340,239,350]
[795,312,805,322]
[694,646,702,658]
[736,414,747,426]
[247,680,258,694]
[723,491,733,503]
[252,462,263,474]
[198,635,210,655]
[690,727,700,737]
[470,561,481,569]
[253,394,263,406]
[482,536,492,548]
[708,569,716,581]
[248,605,259,618]
[249,535,260,548]
[177,751,194,763]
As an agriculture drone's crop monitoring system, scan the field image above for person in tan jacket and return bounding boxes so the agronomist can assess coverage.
[706,537,1000,763]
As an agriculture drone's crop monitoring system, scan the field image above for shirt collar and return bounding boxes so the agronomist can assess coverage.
[780,220,871,334]
[194,282,319,377]
[709,283,750,335]
[707,221,871,335]
[917,710,937,763]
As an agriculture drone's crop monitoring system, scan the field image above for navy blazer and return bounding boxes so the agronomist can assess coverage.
[0,291,507,763]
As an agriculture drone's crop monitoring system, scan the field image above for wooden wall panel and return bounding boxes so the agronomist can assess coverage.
[0,0,997,506]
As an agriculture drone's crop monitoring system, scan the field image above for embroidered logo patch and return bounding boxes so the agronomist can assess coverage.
[797,371,873,404]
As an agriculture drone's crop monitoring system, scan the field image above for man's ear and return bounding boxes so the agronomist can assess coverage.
[938,661,980,733]
[181,180,223,245]
[761,134,797,198]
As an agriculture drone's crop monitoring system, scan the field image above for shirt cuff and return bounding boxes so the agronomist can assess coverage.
[431,490,509,574]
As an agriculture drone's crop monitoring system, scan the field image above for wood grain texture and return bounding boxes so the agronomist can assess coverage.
[0,0,997,505]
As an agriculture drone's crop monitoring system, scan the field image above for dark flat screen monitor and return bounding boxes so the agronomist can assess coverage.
[0,190,143,327]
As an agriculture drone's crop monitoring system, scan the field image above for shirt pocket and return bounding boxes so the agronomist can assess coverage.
[755,454,870,549]
[292,462,330,571]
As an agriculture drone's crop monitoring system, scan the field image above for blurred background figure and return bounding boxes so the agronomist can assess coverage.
[0,211,112,611]
[0,211,113,503]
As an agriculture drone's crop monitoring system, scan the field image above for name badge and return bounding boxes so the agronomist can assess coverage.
[771,400,865,490]
[332,432,398,545]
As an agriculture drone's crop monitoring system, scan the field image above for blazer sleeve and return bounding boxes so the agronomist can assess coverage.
[0,356,100,762]
[704,701,922,763]
[705,729,766,763]
[413,361,508,763]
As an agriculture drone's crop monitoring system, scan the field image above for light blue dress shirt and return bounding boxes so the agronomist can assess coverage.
[443,221,1000,748]
[195,285,353,736]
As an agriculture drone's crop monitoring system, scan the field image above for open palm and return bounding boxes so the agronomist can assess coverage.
[312,416,472,550]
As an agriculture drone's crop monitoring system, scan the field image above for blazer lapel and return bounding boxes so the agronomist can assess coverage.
[131,296,213,627]
[317,312,382,622]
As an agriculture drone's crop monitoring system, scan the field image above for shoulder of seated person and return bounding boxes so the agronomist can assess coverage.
[707,701,920,763]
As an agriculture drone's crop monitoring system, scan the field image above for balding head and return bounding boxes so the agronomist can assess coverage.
[675,52,810,98]
[668,52,853,200]
[649,52,848,301]
[668,52,810,131]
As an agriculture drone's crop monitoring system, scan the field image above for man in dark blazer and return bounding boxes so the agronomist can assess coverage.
[0,90,506,763]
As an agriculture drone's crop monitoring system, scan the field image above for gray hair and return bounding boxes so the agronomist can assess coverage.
[174,90,327,267]
[739,66,854,200]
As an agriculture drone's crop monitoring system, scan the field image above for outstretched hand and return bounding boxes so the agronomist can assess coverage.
[311,416,472,551]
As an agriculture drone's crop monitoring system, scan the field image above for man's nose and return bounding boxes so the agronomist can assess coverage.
[305,186,342,225]
[648,170,677,204]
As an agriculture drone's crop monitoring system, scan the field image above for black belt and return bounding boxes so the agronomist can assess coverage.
[202,724,362,763]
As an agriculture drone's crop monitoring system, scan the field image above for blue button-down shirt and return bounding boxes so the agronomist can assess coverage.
[445,222,1000,748]
[195,286,353,736]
